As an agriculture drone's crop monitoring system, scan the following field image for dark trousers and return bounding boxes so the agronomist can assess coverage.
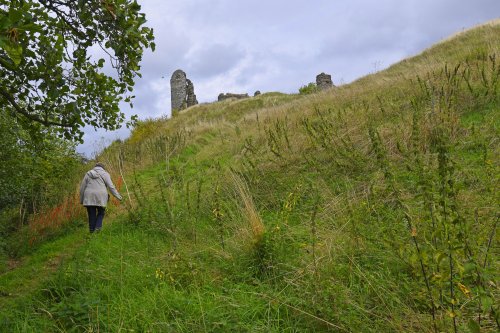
[86,206,106,233]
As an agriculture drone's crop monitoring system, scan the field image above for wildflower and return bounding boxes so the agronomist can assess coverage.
[458,282,471,298]
[155,268,165,280]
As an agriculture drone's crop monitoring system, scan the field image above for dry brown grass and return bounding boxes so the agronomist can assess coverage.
[230,172,265,242]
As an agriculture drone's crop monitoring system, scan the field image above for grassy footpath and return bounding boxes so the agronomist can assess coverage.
[2,216,349,332]
[0,229,85,308]
[0,232,84,307]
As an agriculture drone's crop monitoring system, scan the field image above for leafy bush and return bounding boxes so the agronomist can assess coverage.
[298,82,318,95]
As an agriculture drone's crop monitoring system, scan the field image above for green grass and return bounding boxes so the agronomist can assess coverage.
[0,228,86,308]
[1,21,499,332]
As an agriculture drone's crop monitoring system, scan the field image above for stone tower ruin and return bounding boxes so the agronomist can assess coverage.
[316,72,334,90]
[170,69,198,112]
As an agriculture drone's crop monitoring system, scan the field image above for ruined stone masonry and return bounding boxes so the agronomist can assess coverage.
[316,72,334,90]
[186,79,198,107]
[170,69,198,112]
[218,93,249,102]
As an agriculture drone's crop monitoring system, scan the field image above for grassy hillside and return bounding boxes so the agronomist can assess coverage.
[1,21,499,332]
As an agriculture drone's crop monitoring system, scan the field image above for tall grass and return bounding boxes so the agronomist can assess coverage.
[2,21,499,332]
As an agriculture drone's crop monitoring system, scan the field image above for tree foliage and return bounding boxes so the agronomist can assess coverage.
[0,0,155,141]
[298,82,318,95]
[0,109,82,213]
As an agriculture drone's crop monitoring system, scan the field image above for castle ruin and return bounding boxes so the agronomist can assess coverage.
[170,69,198,112]
[316,72,334,90]
[217,93,249,102]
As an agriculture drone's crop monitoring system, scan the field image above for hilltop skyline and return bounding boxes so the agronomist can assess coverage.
[77,0,500,156]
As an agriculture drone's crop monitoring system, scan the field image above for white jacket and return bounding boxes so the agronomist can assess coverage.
[79,166,122,207]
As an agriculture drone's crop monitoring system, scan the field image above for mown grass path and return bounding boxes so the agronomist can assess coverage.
[0,203,128,310]
[0,229,87,309]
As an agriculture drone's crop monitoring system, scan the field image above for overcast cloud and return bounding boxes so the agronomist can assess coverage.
[77,0,500,156]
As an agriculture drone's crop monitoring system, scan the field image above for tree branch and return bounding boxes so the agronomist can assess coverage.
[38,0,87,40]
[0,87,72,128]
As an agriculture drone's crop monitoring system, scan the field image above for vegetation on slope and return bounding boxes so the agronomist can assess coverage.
[0,111,85,272]
[1,21,499,332]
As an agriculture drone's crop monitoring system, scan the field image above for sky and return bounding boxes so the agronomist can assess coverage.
[76,0,500,156]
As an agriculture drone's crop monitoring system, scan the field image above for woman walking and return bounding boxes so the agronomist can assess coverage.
[80,162,122,233]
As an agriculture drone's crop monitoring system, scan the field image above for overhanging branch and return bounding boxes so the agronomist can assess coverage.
[0,87,72,128]
[38,0,87,40]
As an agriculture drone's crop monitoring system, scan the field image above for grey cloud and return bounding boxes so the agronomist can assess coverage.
[408,0,500,52]
[140,39,190,79]
[186,44,246,79]
[127,83,164,117]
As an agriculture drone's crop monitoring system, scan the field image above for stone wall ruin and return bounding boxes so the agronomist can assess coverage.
[186,79,197,107]
[170,69,198,112]
[316,72,334,90]
[217,93,249,102]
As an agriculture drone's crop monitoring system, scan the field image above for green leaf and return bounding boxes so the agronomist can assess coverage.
[8,8,24,23]
[464,262,476,273]
[481,295,493,310]
[467,319,480,333]
[0,41,23,66]
[18,22,43,33]
[435,251,447,265]
[0,16,12,30]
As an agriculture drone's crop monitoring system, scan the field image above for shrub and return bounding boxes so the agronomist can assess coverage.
[298,82,318,95]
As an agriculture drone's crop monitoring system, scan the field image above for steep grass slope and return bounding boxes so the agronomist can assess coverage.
[1,21,499,332]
